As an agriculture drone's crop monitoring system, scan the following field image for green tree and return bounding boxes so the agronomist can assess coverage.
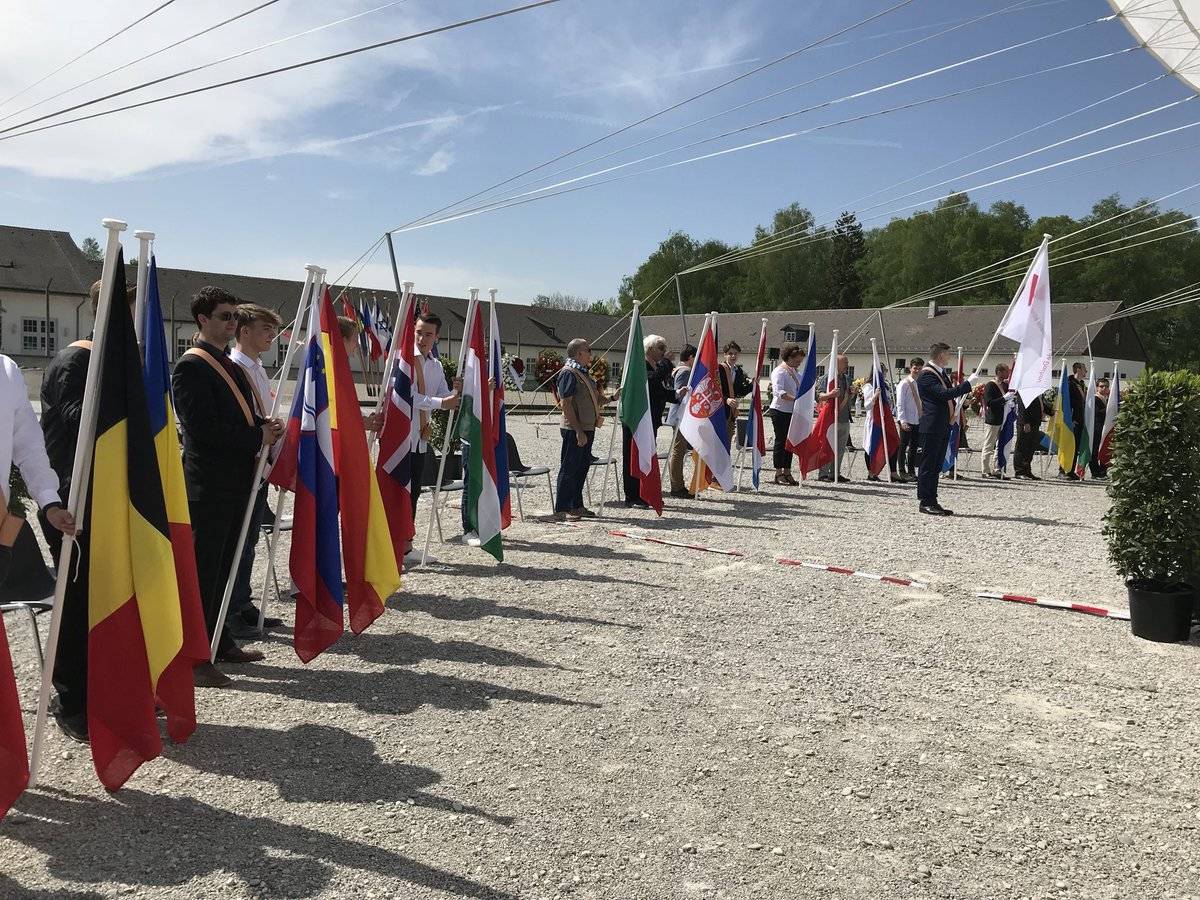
[618,231,738,314]
[79,236,102,262]
[827,211,865,308]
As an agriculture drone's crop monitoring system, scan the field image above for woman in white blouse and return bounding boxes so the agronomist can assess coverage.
[768,344,805,485]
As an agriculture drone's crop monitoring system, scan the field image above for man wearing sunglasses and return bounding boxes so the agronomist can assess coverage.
[173,287,283,686]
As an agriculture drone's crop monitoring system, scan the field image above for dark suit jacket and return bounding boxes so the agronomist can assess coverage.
[1068,376,1086,426]
[39,343,90,502]
[916,367,972,435]
[1017,392,1045,427]
[171,340,266,504]
[646,358,674,429]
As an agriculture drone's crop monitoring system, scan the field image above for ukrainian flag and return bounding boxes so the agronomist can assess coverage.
[1050,366,1076,474]
[87,252,188,790]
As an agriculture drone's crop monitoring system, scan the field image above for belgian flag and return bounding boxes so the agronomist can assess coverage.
[86,252,194,791]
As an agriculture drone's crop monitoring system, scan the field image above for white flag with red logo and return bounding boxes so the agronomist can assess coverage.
[999,237,1053,406]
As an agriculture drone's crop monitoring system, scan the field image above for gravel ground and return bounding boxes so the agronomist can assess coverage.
[3,417,1200,900]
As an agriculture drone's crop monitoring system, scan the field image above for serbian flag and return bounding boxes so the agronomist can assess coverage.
[376,291,417,565]
[321,288,400,631]
[618,304,664,513]
[1075,362,1097,478]
[86,251,195,790]
[795,329,838,478]
[0,615,27,818]
[679,314,733,490]
[359,300,383,362]
[785,324,818,457]
[140,257,207,743]
[488,300,512,529]
[1099,363,1120,465]
[456,300,504,560]
[743,320,768,489]
[1050,364,1076,474]
[864,343,900,476]
[286,293,345,663]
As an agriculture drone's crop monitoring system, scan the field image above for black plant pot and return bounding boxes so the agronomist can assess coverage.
[1127,581,1193,643]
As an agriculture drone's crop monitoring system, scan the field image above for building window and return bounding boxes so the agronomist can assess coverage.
[21,318,56,353]
[1052,369,1060,378]
[846,366,855,379]
[610,362,622,384]
[816,365,826,380]
[760,363,770,378]
[176,336,191,360]
[896,358,906,370]
[768,347,779,360]
[783,329,799,342]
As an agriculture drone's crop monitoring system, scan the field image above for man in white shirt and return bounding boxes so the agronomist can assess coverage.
[895,358,923,479]
[228,303,285,637]
[409,312,459,563]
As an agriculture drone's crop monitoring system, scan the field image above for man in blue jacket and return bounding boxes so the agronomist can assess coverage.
[916,342,979,516]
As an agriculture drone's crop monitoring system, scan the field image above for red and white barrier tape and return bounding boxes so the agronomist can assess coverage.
[778,559,928,589]
[608,530,745,557]
[976,591,1130,621]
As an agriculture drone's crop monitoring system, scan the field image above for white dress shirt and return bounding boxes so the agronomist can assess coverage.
[230,347,280,463]
[0,355,61,509]
[412,348,452,452]
[896,374,921,425]
[769,364,800,413]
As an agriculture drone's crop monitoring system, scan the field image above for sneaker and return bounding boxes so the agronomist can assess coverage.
[404,548,436,566]
[461,531,481,547]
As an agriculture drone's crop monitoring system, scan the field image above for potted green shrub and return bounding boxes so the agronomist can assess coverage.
[1102,370,1200,642]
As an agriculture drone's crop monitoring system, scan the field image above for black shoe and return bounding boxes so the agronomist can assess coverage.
[624,499,651,509]
[867,475,880,482]
[240,605,282,629]
[50,698,89,744]
[193,662,233,689]
[817,475,834,483]
[919,504,951,516]
[669,488,694,498]
[836,476,851,483]
[892,474,909,484]
[227,617,261,640]
[1059,472,1080,481]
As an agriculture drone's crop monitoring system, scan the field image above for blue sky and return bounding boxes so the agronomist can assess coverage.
[0,0,1196,303]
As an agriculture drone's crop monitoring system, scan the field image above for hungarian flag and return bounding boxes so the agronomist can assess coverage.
[488,301,512,529]
[286,292,345,662]
[785,325,818,457]
[376,291,417,564]
[140,257,208,742]
[1099,363,1120,465]
[796,329,838,478]
[679,314,733,490]
[321,288,399,631]
[1050,365,1076,474]
[864,343,900,476]
[618,305,663,513]
[86,251,195,790]
[743,319,768,489]
[0,616,27,818]
[457,300,503,560]
[1075,362,1097,478]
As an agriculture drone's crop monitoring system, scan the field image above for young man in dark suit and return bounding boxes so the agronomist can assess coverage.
[915,342,978,515]
[172,287,282,686]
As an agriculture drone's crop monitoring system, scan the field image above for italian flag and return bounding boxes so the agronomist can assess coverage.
[619,305,663,514]
[457,300,503,560]
[1074,362,1097,478]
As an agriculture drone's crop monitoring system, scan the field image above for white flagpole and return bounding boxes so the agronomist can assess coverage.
[601,303,638,516]
[830,329,840,486]
[256,266,322,626]
[132,229,154,347]
[29,217,127,787]
[421,290,476,563]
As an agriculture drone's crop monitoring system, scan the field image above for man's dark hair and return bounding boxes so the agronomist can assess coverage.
[723,341,741,353]
[780,343,802,363]
[89,278,137,316]
[910,357,924,367]
[1072,362,1087,374]
[680,344,697,363]
[929,342,951,357]
[416,313,442,335]
[191,286,240,326]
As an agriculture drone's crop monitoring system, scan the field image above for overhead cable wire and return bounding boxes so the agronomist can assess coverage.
[0,0,182,111]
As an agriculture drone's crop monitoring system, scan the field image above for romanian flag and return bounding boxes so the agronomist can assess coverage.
[1050,365,1076,474]
[0,615,27,818]
[140,257,208,742]
[287,294,345,662]
[321,288,400,630]
[377,291,417,564]
[87,251,191,790]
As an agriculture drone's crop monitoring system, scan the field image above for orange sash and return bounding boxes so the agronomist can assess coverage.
[185,347,255,427]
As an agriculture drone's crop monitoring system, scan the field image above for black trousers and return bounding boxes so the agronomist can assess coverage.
[769,408,792,470]
[917,429,950,506]
[40,513,89,717]
[621,426,639,502]
[864,449,899,476]
[898,425,920,475]
[410,448,427,523]
[1014,426,1039,475]
[189,497,245,656]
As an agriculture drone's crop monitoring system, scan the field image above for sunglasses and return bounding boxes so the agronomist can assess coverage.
[209,311,235,322]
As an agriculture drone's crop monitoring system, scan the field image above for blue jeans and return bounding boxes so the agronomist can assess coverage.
[555,428,594,512]
[231,485,269,614]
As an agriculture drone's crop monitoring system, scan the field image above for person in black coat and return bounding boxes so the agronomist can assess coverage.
[622,333,673,507]
[172,286,282,685]
[1013,389,1046,479]
[915,342,977,515]
[1061,362,1088,479]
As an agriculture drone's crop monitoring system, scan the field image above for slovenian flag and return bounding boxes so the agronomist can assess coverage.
[863,343,899,476]
[488,299,512,529]
[1098,363,1120,465]
[457,299,504,560]
[680,314,733,491]
[743,320,768,489]
[619,304,664,512]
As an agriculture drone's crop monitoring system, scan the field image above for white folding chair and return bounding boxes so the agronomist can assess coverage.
[586,456,620,505]
[510,467,554,520]
[434,480,466,542]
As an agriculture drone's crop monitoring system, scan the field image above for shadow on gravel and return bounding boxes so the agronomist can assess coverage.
[231,663,602,717]
[0,874,103,899]
[7,787,516,899]
[955,512,1073,527]
[448,561,660,590]
[389,592,640,630]
[503,538,651,564]
[170,723,514,824]
[321,630,569,671]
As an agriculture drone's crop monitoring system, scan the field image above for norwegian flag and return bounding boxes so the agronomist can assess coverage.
[375,292,417,565]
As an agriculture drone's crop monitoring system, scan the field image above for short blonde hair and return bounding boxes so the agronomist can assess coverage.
[337,315,361,341]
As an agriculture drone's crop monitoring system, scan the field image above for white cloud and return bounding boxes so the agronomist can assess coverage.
[413,146,454,176]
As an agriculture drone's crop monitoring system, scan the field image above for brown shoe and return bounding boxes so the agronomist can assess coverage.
[193,662,233,688]
[216,646,265,664]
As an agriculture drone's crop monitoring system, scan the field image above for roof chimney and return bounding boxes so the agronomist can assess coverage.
[927,300,939,319]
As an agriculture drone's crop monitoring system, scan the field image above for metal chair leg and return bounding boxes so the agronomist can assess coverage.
[545,470,554,508]
[22,605,44,669]
[514,478,525,521]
